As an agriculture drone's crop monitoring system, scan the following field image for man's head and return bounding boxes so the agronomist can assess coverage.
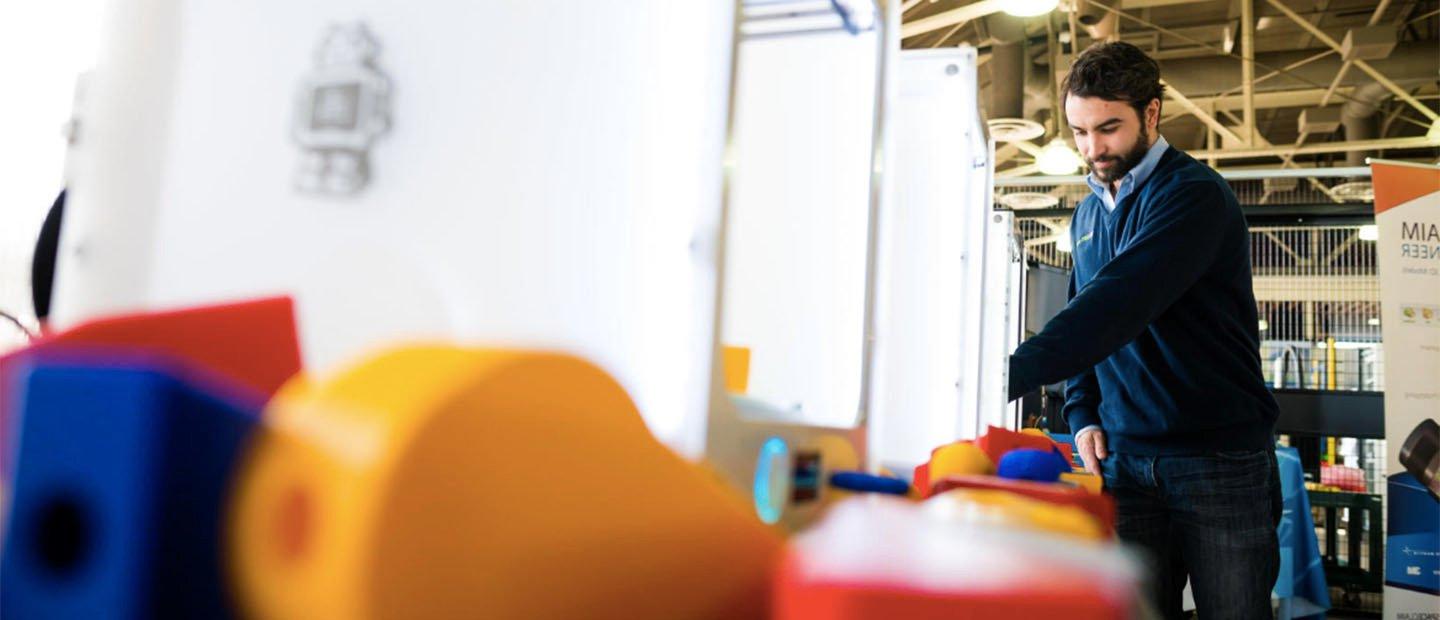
[1061,42,1164,184]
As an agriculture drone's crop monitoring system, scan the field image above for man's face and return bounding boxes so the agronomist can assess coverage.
[1065,96,1159,184]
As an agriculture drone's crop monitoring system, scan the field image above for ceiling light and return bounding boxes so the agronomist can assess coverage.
[1331,181,1374,202]
[1358,224,1379,241]
[1037,139,1083,175]
[987,118,1045,143]
[1367,317,1380,326]
[1004,0,1060,17]
[1258,319,1269,332]
[998,192,1060,209]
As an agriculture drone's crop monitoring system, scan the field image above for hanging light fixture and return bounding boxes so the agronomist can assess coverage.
[1037,139,1083,175]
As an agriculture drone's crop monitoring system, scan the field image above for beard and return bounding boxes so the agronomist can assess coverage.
[1088,125,1151,184]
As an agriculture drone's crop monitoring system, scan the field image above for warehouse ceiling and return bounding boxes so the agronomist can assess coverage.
[901,0,1440,173]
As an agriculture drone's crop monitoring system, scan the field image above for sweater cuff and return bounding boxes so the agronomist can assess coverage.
[1007,358,1030,402]
[1065,406,1101,435]
[1073,425,1102,444]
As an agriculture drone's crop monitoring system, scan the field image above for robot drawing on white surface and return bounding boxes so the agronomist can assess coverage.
[293,23,391,195]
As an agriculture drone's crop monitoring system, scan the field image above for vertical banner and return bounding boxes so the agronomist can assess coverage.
[1372,160,1440,619]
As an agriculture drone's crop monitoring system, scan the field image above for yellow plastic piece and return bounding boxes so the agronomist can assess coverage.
[1019,428,1049,437]
[929,488,1106,541]
[721,345,750,394]
[230,346,781,620]
[1061,472,1103,494]
[929,442,995,480]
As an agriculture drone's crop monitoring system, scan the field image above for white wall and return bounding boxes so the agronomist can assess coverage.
[0,0,105,352]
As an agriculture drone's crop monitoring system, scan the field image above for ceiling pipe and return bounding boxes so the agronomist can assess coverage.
[986,14,1028,121]
[1075,0,1118,42]
[1341,79,1434,166]
[1154,43,1439,100]
[1341,83,1387,166]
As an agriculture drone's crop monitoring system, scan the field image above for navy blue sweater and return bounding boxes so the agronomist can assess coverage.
[1008,147,1278,455]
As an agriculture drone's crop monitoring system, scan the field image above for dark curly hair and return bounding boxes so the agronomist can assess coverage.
[1062,41,1165,121]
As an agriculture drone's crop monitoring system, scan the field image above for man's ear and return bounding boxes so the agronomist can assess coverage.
[1146,98,1161,132]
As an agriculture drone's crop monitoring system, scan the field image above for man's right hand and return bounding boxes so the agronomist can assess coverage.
[1076,428,1108,476]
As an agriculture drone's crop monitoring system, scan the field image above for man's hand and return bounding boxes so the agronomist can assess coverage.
[1076,428,1108,476]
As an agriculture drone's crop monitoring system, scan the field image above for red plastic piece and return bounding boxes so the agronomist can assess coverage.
[0,296,301,480]
[912,462,930,499]
[975,426,1061,465]
[929,474,1117,535]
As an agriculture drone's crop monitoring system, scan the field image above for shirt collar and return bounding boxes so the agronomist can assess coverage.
[1085,134,1170,205]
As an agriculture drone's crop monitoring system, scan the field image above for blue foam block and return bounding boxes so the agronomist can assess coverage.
[829,471,911,495]
[1,357,261,619]
[995,447,1072,483]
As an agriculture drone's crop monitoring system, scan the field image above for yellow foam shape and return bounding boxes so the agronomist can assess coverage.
[810,434,860,473]
[929,442,995,479]
[721,345,750,394]
[1061,472,1103,494]
[1019,427,1049,437]
[930,489,1105,541]
[230,346,781,620]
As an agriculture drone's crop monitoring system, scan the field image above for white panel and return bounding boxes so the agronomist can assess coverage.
[869,48,984,467]
[52,0,736,454]
[723,26,878,428]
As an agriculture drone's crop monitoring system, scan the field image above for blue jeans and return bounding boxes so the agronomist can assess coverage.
[1102,450,1282,619]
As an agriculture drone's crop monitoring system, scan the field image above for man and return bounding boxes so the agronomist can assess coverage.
[1007,42,1281,619]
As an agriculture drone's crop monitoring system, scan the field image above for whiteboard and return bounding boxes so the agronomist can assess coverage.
[722,18,880,429]
[51,1,736,454]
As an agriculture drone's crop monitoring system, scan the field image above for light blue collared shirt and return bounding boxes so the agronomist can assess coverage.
[1085,135,1170,211]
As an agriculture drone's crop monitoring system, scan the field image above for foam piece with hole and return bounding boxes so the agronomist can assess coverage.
[0,296,301,485]
[0,355,262,619]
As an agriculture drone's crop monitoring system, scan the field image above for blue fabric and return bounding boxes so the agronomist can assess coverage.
[1275,446,1331,618]
[1101,448,1282,618]
[1008,145,1278,455]
[1084,136,1171,212]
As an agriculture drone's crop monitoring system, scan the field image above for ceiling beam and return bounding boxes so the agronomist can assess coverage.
[1159,86,1358,117]
[901,0,1002,39]
[1319,0,1391,107]
[1263,0,1440,123]
[1161,79,1251,145]
[1186,135,1440,160]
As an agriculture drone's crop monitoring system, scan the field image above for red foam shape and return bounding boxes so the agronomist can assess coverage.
[773,546,1129,620]
[912,462,931,499]
[975,425,1060,465]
